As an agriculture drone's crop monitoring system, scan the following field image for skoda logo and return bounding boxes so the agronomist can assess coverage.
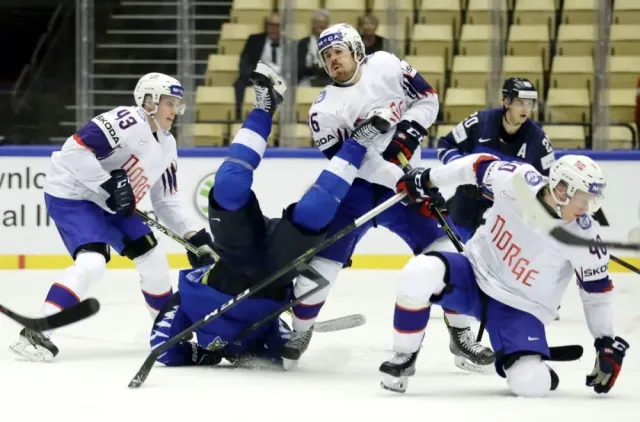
[194,172,217,219]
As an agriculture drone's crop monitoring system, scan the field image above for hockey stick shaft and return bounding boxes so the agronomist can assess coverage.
[395,153,489,341]
[135,210,219,260]
[128,191,406,388]
[0,298,100,331]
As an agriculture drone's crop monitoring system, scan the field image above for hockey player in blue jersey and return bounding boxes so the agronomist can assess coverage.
[285,23,494,372]
[437,78,556,242]
[149,62,391,368]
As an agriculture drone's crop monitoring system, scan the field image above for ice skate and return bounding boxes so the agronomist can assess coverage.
[250,61,287,116]
[448,325,495,373]
[379,349,420,393]
[10,328,59,362]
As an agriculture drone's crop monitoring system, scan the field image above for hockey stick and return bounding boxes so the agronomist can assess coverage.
[0,298,100,331]
[395,153,490,342]
[128,192,406,388]
[135,210,219,260]
[512,175,640,251]
[478,191,640,276]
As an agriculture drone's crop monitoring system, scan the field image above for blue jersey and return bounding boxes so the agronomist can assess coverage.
[436,108,556,240]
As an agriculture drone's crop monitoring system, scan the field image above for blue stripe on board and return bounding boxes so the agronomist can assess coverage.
[2,145,640,161]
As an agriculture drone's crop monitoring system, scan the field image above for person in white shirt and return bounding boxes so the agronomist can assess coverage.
[10,73,215,362]
[383,153,630,397]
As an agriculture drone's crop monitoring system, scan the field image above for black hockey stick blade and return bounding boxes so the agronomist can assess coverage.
[0,298,100,331]
[546,345,583,362]
[128,193,406,389]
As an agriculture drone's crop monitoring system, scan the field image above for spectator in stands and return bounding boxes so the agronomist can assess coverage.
[297,9,332,87]
[360,14,385,55]
[233,12,283,119]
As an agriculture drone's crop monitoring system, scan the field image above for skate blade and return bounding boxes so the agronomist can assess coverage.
[9,340,54,362]
[454,355,494,374]
[282,358,299,372]
[380,374,409,393]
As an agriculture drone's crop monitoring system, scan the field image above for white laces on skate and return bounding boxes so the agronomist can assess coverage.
[458,328,486,355]
[253,86,272,112]
[288,330,312,348]
[388,352,413,365]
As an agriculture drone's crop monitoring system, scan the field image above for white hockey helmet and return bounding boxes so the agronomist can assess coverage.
[548,155,606,213]
[133,73,186,115]
[316,23,366,85]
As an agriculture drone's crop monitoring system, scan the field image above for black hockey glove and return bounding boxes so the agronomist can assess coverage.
[100,169,135,216]
[396,167,446,218]
[186,228,216,268]
[586,336,629,394]
[382,120,427,164]
[189,342,223,366]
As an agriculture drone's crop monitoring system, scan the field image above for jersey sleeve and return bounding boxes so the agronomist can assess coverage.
[394,55,439,130]
[436,112,480,164]
[429,153,500,190]
[534,129,556,176]
[309,99,350,159]
[150,293,195,367]
[565,220,615,339]
[149,156,198,237]
[57,133,112,196]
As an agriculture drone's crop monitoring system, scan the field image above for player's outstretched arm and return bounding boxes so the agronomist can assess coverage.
[435,112,481,164]
[213,109,272,212]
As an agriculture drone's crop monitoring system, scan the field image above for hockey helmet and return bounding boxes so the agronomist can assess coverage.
[316,23,366,84]
[502,78,538,103]
[134,73,186,115]
[549,155,606,213]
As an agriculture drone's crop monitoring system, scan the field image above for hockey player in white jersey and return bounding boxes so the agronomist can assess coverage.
[10,73,215,361]
[383,153,630,396]
[285,23,495,372]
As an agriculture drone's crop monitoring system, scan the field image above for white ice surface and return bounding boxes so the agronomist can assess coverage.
[1,269,639,421]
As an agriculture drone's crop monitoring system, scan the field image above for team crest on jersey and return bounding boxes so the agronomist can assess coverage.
[524,171,543,186]
[314,90,327,104]
[577,214,592,230]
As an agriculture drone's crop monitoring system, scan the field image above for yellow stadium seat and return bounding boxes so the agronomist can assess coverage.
[403,55,446,97]
[502,55,544,93]
[231,0,272,25]
[290,0,322,26]
[411,24,454,66]
[562,0,598,25]
[465,0,508,25]
[513,0,555,28]
[418,0,461,38]
[550,55,593,90]
[608,89,636,122]
[607,125,635,149]
[542,124,586,149]
[372,0,413,28]
[324,0,365,28]
[459,24,493,55]
[295,87,324,122]
[276,123,314,147]
[283,23,310,40]
[376,24,407,47]
[218,23,261,55]
[507,25,550,69]
[613,0,640,25]
[545,88,590,122]
[610,25,640,56]
[450,55,490,88]
[435,124,457,140]
[444,88,486,122]
[556,24,595,56]
[230,122,278,146]
[205,54,239,86]
[191,123,228,146]
[609,56,640,89]
[196,86,236,121]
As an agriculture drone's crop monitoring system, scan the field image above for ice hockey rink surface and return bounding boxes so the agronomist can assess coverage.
[1,269,639,421]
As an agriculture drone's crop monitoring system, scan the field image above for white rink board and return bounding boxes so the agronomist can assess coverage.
[0,150,639,255]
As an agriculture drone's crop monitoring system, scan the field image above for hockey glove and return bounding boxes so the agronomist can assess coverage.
[100,169,135,216]
[190,342,223,366]
[396,168,446,218]
[186,228,216,268]
[350,110,392,148]
[382,120,427,164]
[586,336,629,394]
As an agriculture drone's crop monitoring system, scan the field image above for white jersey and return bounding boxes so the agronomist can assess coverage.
[45,106,197,237]
[430,154,614,339]
[309,51,439,190]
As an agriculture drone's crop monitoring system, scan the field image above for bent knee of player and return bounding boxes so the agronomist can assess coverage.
[397,255,446,309]
[505,355,552,398]
[213,162,252,210]
[74,251,107,285]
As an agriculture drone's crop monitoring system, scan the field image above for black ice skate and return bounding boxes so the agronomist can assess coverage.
[10,327,59,362]
[448,326,495,373]
[279,327,313,370]
[379,349,420,393]
[250,61,287,117]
